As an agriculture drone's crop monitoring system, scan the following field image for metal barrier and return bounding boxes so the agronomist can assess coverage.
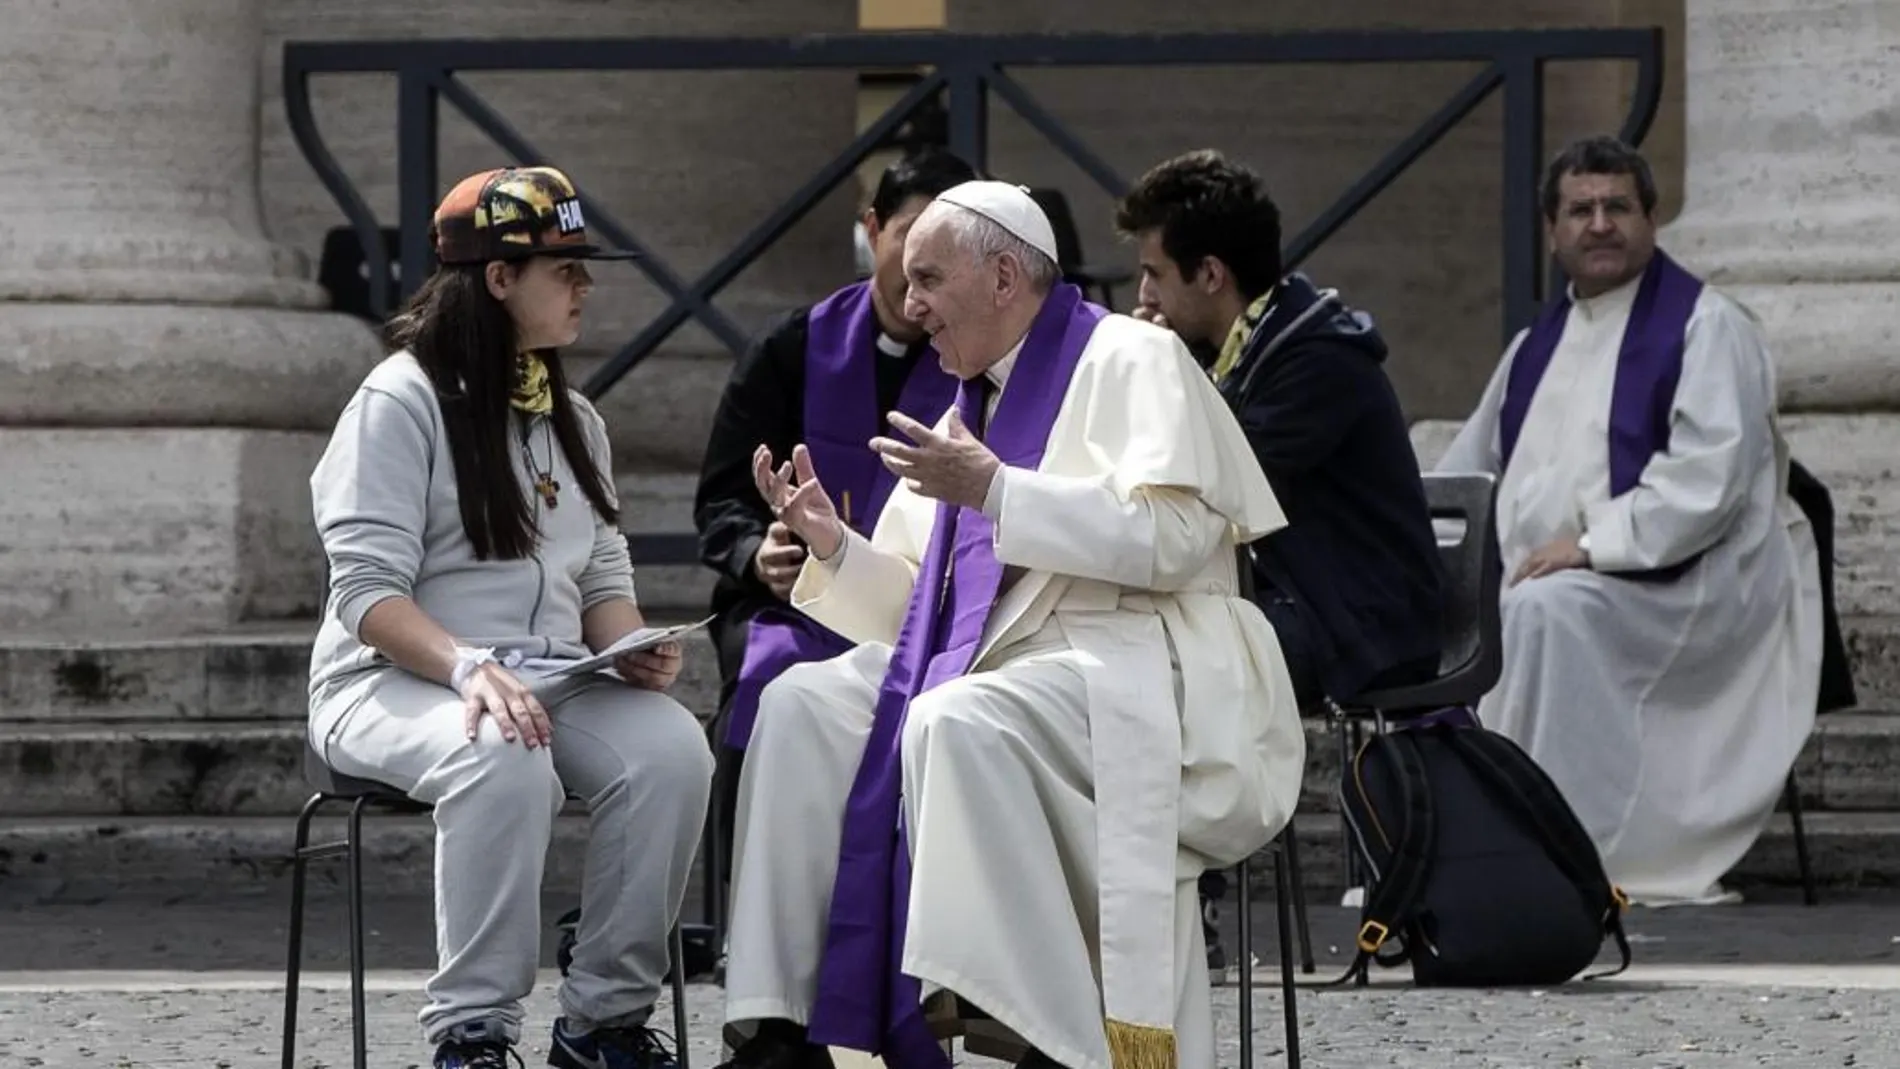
[283,29,1664,563]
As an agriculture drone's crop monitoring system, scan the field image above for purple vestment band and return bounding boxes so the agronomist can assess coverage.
[1498,250,1705,581]
[724,282,959,751]
[804,284,1106,1068]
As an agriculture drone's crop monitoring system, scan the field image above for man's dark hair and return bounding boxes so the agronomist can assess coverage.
[1113,149,1283,301]
[1540,135,1658,222]
[869,147,979,224]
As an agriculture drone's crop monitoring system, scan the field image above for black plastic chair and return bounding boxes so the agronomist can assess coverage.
[1027,187,1133,310]
[280,743,692,1069]
[1325,472,1502,891]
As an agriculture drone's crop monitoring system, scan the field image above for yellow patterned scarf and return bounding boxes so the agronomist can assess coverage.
[1210,287,1276,386]
[511,351,554,415]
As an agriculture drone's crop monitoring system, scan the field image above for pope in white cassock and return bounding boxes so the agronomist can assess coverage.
[1436,136,1822,907]
[715,181,1305,1069]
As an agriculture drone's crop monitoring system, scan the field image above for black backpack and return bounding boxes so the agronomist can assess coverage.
[1336,711,1632,987]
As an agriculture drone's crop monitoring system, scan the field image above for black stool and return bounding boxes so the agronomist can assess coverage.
[281,744,692,1069]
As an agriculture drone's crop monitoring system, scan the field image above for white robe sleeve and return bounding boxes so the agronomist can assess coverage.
[789,497,925,648]
[1582,295,1768,573]
[988,318,1284,591]
[991,472,1228,591]
[1435,330,1523,476]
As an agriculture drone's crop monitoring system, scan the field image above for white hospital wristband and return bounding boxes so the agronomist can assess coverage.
[449,646,497,696]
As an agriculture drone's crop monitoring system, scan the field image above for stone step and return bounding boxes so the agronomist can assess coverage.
[17,613,1900,729]
[0,707,1888,820]
[3,623,724,725]
[0,810,1875,905]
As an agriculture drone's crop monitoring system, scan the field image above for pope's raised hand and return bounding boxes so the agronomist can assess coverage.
[869,407,1000,511]
[751,444,845,561]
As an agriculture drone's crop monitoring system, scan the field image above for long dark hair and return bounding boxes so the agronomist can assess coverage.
[385,263,619,560]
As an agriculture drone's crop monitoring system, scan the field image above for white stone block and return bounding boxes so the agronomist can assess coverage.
[1663,0,1900,408]
[0,429,329,639]
[0,0,326,308]
[0,303,382,430]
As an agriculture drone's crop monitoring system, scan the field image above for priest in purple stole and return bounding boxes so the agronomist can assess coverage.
[717,181,1304,1069]
[693,149,972,873]
[1436,136,1821,906]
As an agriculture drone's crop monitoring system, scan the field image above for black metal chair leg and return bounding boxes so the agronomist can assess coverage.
[1280,821,1314,974]
[1273,841,1302,1069]
[1336,719,1361,891]
[1785,772,1817,907]
[1235,858,1252,1069]
[347,796,371,1069]
[282,792,325,1069]
[671,923,692,1069]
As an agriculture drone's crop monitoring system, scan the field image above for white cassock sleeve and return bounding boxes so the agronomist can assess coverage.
[988,324,1282,590]
[788,505,926,649]
[989,473,1227,591]
[1435,330,1522,477]
[1582,296,1769,573]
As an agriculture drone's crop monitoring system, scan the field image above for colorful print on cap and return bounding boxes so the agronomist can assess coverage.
[431,165,636,265]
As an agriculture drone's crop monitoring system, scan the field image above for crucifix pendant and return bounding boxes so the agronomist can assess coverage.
[535,473,560,509]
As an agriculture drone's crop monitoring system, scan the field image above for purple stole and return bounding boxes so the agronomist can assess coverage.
[1498,250,1705,580]
[804,284,1106,1069]
[724,282,959,751]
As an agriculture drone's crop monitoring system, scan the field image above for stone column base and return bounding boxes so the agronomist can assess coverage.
[0,304,380,429]
[0,428,332,639]
[1711,284,1900,411]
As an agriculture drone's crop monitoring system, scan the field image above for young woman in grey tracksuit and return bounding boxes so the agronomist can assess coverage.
[307,166,713,1069]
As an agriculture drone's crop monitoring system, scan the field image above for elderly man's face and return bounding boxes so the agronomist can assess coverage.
[901,213,1003,381]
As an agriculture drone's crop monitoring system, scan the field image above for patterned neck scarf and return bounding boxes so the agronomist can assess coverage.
[511,351,554,415]
[1210,286,1276,386]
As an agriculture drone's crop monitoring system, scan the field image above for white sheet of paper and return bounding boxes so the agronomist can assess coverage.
[534,614,716,681]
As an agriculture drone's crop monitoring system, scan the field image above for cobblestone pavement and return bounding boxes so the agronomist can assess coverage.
[1,889,1896,1067]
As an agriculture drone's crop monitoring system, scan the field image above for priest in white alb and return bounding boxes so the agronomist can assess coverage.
[1437,136,1822,907]
[714,181,1304,1069]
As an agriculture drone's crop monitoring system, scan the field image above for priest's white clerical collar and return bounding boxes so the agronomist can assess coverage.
[1567,268,1642,321]
[874,332,909,357]
[984,336,1026,392]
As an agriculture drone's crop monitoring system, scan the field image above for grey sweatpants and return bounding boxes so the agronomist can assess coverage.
[312,669,714,1044]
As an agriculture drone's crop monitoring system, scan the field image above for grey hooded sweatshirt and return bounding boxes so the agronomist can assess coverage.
[307,351,637,713]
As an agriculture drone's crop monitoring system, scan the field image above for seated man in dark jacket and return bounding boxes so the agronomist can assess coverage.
[1115,148,1445,980]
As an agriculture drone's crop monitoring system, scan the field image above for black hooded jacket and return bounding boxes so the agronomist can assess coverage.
[1216,274,1444,703]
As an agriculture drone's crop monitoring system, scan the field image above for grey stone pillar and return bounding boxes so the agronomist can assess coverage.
[1664,0,1900,665]
[0,0,383,637]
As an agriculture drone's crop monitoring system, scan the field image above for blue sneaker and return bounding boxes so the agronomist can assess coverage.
[549,1017,680,1069]
[435,1037,523,1068]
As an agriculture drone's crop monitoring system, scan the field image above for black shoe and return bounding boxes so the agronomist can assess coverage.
[714,1028,834,1069]
[436,1037,524,1069]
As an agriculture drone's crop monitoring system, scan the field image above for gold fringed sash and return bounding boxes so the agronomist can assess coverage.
[1106,1019,1178,1069]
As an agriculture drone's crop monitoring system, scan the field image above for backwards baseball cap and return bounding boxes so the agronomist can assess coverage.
[933,180,1061,266]
[431,165,639,266]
